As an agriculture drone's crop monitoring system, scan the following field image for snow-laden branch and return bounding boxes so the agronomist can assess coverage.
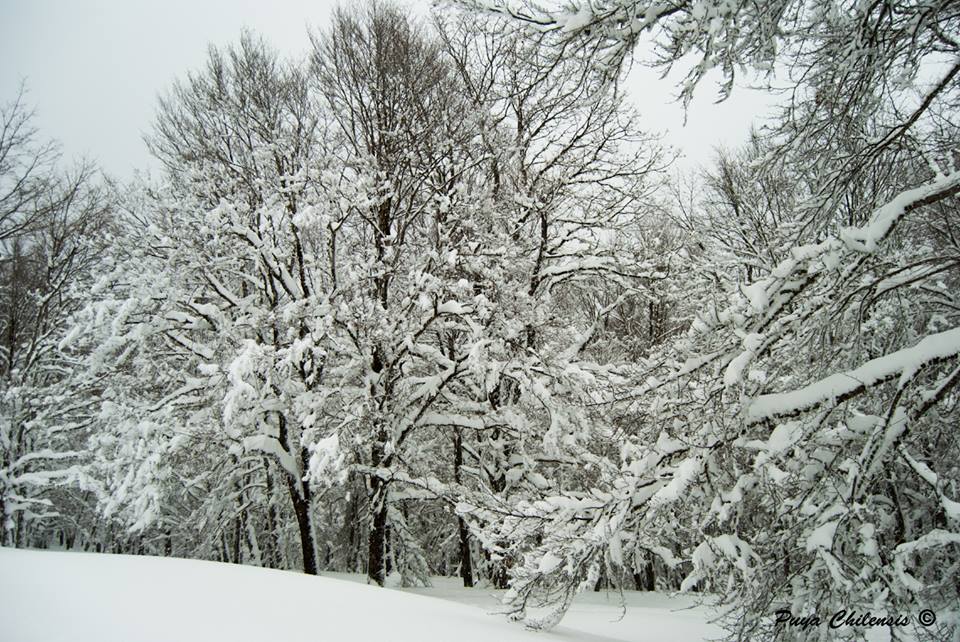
[840,170,960,253]
[747,327,960,423]
[242,435,299,480]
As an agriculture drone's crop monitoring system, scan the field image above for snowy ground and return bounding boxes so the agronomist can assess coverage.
[0,548,723,642]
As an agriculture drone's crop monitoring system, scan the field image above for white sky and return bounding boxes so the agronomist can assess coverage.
[1,0,776,178]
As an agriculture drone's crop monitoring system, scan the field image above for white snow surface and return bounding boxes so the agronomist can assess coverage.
[0,548,723,642]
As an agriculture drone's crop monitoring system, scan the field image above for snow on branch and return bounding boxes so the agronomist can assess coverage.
[242,435,299,480]
[747,327,960,423]
[840,170,960,253]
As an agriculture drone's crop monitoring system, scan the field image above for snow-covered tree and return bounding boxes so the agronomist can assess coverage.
[0,89,111,548]
[453,0,960,639]
[37,0,675,595]
[66,33,333,573]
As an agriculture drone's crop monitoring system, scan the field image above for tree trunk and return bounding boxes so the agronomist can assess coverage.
[263,459,279,568]
[0,497,8,547]
[457,517,474,588]
[277,414,318,575]
[634,558,655,591]
[367,474,389,586]
[233,513,243,564]
[490,553,510,589]
[288,477,318,575]
[13,510,24,548]
[453,428,474,587]
[487,431,510,589]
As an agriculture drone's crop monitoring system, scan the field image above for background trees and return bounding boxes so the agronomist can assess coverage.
[0,88,110,548]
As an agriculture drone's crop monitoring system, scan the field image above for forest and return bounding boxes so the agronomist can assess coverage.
[1,0,958,640]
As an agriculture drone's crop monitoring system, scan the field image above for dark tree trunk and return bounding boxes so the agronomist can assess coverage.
[13,511,24,548]
[263,459,279,568]
[487,431,510,590]
[277,414,318,575]
[453,428,474,587]
[457,517,474,588]
[221,532,230,562]
[345,496,358,572]
[367,474,389,586]
[490,555,510,589]
[634,558,655,591]
[233,513,243,564]
[288,478,317,575]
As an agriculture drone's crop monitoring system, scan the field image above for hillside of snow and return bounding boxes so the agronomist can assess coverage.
[0,548,722,642]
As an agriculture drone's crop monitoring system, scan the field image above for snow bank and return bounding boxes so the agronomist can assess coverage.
[0,549,722,642]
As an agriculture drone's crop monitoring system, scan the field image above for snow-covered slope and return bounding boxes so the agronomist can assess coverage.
[0,548,722,642]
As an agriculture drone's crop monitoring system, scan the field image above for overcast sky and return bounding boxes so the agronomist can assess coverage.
[1,0,777,179]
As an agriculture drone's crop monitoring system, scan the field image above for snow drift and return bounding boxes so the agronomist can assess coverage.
[0,548,720,642]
